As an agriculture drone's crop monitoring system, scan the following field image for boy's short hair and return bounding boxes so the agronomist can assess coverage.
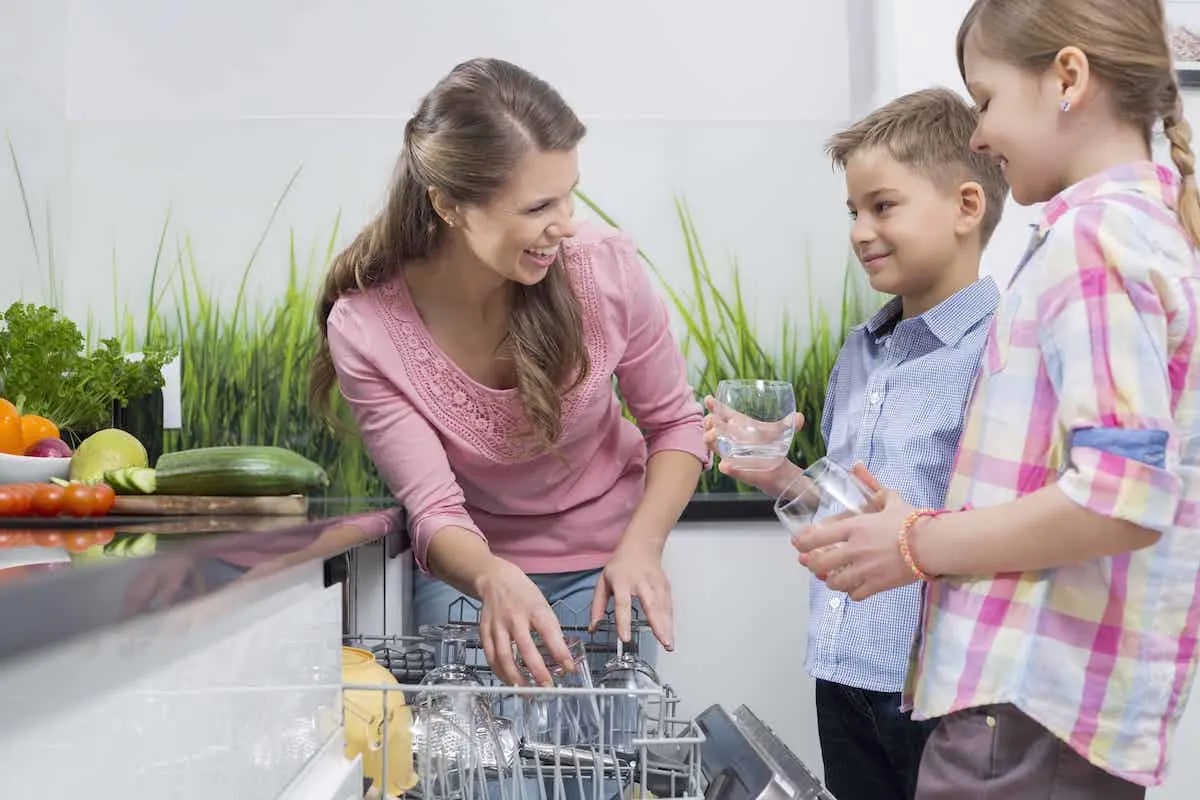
[826,87,1008,245]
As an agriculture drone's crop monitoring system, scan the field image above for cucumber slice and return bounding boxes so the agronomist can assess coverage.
[127,467,157,495]
[103,467,133,493]
[104,466,156,494]
[126,533,157,557]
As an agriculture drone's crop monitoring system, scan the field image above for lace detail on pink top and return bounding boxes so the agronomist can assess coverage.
[372,242,610,464]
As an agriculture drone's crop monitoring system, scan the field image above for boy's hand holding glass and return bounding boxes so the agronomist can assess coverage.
[702,380,802,496]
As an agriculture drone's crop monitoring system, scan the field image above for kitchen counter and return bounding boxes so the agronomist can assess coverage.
[0,498,406,664]
[0,499,412,799]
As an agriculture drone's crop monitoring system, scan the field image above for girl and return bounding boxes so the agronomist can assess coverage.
[792,0,1200,795]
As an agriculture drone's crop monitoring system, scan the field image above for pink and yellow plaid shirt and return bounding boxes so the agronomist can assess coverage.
[907,162,1200,786]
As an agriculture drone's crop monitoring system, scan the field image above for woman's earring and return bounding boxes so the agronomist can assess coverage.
[1061,99,1071,112]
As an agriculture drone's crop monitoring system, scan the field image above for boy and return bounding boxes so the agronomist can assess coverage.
[703,87,1007,800]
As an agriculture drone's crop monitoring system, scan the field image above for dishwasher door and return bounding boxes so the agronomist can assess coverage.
[696,704,835,800]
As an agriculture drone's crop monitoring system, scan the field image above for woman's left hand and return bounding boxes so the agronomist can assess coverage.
[589,541,674,651]
[792,466,920,601]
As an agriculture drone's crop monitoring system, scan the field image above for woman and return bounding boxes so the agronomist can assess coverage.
[309,58,705,686]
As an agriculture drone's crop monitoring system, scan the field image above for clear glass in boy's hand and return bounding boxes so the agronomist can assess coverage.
[710,379,797,471]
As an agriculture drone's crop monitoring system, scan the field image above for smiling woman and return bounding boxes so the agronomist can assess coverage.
[309,58,706,688]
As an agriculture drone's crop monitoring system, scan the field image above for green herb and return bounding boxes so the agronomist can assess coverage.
[0,301,176,434]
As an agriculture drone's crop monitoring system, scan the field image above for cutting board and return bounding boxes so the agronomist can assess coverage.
[111,494,309,517]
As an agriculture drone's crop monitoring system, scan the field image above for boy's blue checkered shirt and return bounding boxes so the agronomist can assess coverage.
[807,276,998,691]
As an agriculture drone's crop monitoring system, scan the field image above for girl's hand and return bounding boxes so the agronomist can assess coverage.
[791,466,920,601]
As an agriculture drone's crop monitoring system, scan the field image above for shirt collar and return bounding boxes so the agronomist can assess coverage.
[858,276,1000,348]
[1038,160,1179,232]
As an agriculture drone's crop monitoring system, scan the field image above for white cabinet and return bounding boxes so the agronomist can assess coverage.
[278,732,363,800]
[0,565,346,799]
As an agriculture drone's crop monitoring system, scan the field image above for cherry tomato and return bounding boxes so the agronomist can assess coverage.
[8,484,34,516]
[32,531,64,547]
[0,488,18,517]
[0,532,32,547]
[90,483,116,516]
[62,483,96,517]
[63,531,100,553]
[31,484,66,517]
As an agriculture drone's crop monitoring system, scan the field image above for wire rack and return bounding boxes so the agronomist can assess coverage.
[341,674,705,800]
[342,591,704,800]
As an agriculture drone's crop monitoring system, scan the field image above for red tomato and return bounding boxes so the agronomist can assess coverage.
[0,488,19,517]
[32,531,64,547]
[90,484,116,516]
[31,484,66,517]
[63,532,98,553]
[62,483,96,518]
[0,484,34,516]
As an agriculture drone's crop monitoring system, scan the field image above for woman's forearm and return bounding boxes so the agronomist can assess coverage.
[425,526,502,598]
[618,450,703,555]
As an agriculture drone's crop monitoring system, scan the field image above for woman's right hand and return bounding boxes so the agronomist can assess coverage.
[702,395,804,497]
[475,556,575,687]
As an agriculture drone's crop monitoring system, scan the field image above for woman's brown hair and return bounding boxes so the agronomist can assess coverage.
[956,0,1200,245]
[309,58,589,452]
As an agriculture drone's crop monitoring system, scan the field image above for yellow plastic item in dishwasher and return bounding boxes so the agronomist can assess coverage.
[342,645,418,795]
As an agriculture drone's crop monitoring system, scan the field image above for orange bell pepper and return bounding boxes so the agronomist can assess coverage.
[0,399,23,455]
[19,414,60,451]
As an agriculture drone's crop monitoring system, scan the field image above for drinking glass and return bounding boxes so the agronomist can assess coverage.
[517,637,603,746]
[773,457,874,535]
[597,639,663,755]
[713,379,797,471]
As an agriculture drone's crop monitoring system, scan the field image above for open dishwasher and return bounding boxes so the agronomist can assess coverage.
[342,592,836,800]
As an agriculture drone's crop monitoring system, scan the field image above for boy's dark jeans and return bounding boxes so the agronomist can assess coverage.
[815,678,939,800]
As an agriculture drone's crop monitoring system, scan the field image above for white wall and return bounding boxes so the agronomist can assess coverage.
[4,0,859,349]
[0,0,70,305]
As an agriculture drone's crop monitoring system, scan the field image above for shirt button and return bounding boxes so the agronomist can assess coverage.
[829,597,842,609]
[869,391,881,405]
[985,715,997,728]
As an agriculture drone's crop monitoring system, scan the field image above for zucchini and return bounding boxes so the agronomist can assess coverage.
[153,446,329,497]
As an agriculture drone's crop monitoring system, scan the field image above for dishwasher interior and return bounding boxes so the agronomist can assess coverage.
[341,588,836,800]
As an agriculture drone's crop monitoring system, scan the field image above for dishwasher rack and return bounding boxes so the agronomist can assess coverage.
[341,631,705,800]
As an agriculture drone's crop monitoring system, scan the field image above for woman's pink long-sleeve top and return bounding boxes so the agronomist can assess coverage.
[326,221,706,574]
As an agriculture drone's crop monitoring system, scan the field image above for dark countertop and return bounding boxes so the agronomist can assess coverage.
[0,491,774,667]
[0,498,406,666]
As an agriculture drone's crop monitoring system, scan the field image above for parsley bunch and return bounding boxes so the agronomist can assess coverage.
[0,302,177,434]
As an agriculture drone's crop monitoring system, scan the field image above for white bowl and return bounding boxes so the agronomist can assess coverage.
[0,452,72,485]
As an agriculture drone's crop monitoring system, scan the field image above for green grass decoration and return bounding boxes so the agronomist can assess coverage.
[7,145,877,498]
